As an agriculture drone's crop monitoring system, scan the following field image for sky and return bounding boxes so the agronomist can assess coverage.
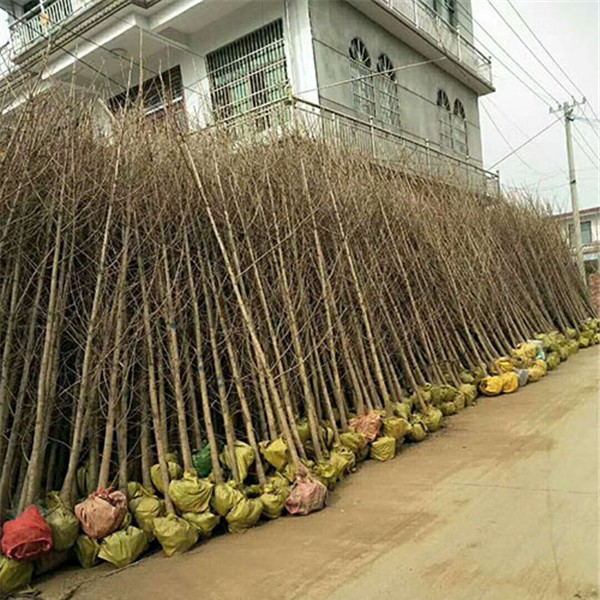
[0,1,598,212]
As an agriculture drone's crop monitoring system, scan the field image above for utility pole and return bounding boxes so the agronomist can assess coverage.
[551,98,587,286]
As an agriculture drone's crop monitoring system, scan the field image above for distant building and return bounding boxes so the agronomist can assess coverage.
[554,205,600,276]
[0,0,497,193]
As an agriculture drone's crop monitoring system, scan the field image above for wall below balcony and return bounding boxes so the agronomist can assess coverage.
[308,0,483,163]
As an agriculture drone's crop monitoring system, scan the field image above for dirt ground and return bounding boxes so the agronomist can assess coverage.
[34,346,599,600]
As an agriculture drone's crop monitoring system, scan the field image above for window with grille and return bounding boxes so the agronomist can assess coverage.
[376,54,401,127]
[453,98,468,155]
[569,221,593,246]
[437,89,452,150]
[434,0,456,26]
[207,20,288,125]
[349,37,375,118]
[108,66,184,121]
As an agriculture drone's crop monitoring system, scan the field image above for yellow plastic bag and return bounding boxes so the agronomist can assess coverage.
[153,514,198,557]
[440,401,457,415]
[546,352,560,370]
[501,371,519,394]
[150,460,182,494]
[457,383,477,406]
[512,342,538,360]
[527,365,545,383]
[422,407,443,432]
[129,487,165,535]
[408,420,427,442]
[479,376,503,397]
[221,441,255,482]
[0,557,33,596]
[169,473,213,514]
[98,526,148,568]
[181,511,220,539]
[45,491,79,551]
[339,431,368,454]
[259,438,289,471]
[259,483,290,520]
[383,416,412,440]
[534,359,548,375]
[370,436,396,462]
[211,482,244,517]
[494,357,514,374]
[75,534,100,569]
[391,402,411,420]
[225,498,263,534]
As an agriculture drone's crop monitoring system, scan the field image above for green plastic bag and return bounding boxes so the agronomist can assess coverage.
[546,351,561,370]
[153,514,198,557]
[192,444,214,478]
[313,460,337,489]
[454,393,466,411]
[0,557,33,596]
[168,473,213,514]
[34,549,72,575]
[211,482,244,517]
[75,534,101,569]
[129,487,165,535]
[151,460,183,494]
[422,407,444,432]
[98,526,148,568]
[408,419,428,442]
[76,464,95,498]
[220,441,255,482]
[259,438,289,471]
[457,383,477,406]
[181,511,221,540]
[370,436,396,462]
[440,401,457,416]
[459,371,475,384]
[383,417,412,440]
[339,431,368,454]
[225,498,263,534]
[391,402,411,420]
[45,491,79,551]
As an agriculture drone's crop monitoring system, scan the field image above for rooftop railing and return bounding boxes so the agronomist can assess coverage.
[377,0,492,86]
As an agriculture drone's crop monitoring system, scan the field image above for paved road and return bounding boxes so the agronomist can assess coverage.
[37,346,599,600]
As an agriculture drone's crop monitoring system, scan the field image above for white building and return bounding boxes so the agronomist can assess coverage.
[555,206,600,275]
[0,0,497,193]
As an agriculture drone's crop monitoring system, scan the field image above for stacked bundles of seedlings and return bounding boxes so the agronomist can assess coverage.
[0,91,597,590]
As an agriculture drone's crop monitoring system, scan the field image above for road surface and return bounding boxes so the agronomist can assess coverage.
[36,346,599,600]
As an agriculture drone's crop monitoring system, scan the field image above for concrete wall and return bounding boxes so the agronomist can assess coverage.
[308,0,482,162]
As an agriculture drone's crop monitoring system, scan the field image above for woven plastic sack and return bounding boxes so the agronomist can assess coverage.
[34,549,72,575]
[150,460,182,495]
[285,468,327,516]
[153,515,198,557]
[370,436,396,462]
[192,444,214,478]
[383,417,412,441]
[494,357,514,374]
[181,511,220,539]
[226,498,263,534]
[408,420,427,442]
[546,352,560,370]
[259,438,289,471]
[339,431,368,454]
[45,491,79,551]
[391,402,411,420]
[501,371,519,394]
[98,526,148,568]
[422,407,443,432]
[479,376,503,397]
[221,441,255,483]
[169,473,213,514]
[75,534,100,568]
[349,411,381,442]
[0,556,33,596]
[440,401,457,416]
[211,482,244,517]
[457,384,477,406]
[75,489,127,540]
[313,460,337,489]
[1,505,53,560]
[129,487,164,535]
[259,484,290,520]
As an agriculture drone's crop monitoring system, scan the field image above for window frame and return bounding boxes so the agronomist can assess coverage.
[349,37,376,119]
[376,53,401,128]
[452,98,468,156]
[436,89,452,150]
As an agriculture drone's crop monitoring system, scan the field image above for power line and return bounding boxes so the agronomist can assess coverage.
[489,115,562,169]
[572,125,599,164]
[506,0,600,124]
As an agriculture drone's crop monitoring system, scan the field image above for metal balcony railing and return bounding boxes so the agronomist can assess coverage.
[210,96,500,196]
[10,0,98,55]
[377,0,492,86]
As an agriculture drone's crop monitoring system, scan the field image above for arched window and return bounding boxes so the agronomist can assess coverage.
[349,38,375,117]
[376,54,401,127]
[453,99,468,155]
[437,89,452,149]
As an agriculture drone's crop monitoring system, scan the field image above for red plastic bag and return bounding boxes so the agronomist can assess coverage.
[285,467,327,516]
[349,411,382,442]
[1,505,53,560]
[75,488,127,540]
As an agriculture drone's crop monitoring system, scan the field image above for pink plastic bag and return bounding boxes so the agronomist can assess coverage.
[349,411,382,442]
[75,488,127,539]
[285,467,328,516]
[1,505,53,560]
